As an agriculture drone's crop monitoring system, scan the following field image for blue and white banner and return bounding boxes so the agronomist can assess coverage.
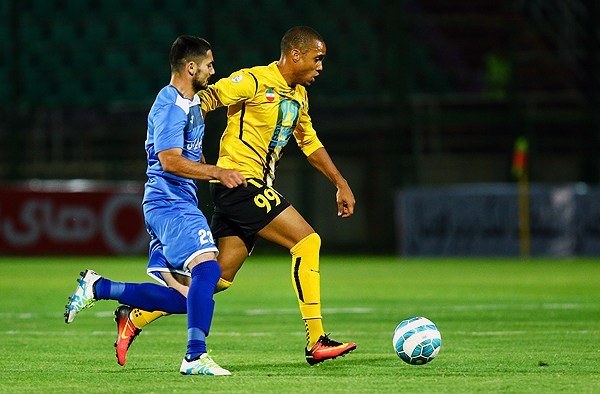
[395,183,600,256]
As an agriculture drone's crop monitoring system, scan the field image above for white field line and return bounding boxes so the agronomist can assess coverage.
[447,303,585,311]
[0,307,375,320]
[0,302,595,322]
[0,330,273,336]
[452,330,529,336]
[244,307,374,315]
[1,329,598,337]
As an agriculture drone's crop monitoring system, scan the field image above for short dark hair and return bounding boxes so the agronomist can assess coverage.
[169,35,211,73]
[280,26,323,54]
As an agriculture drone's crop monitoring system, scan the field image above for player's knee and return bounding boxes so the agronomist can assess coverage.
[310,233,321,249]
[291,232,321,255]
[187,251,218,271]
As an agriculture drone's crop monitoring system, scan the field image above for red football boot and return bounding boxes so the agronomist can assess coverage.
[114,305,142,366]
[305,334,357,365]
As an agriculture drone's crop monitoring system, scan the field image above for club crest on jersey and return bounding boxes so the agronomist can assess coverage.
[265,88,276,102]
[231,74,243,83]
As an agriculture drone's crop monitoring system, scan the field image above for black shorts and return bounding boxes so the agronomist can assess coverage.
[210,178,291,253]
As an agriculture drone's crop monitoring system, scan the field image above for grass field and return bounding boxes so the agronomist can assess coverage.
[0,256,598,393]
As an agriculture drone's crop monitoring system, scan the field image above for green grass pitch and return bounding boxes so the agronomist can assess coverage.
[0,256,598,393]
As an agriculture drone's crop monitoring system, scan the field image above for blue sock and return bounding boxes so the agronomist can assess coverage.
[119,283,187,314]
[186,328,206,361]
[94,278,126,300]
[185,260,220,361]
[95,278,187,313]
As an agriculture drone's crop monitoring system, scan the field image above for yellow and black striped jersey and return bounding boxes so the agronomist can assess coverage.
[199,61,323,186]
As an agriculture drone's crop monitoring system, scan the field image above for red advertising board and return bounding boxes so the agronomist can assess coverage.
[0,181,147,255]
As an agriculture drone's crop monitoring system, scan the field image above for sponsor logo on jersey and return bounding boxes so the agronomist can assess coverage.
[231,74,243,83]
[185,138,203,150]
[266,88,275,102]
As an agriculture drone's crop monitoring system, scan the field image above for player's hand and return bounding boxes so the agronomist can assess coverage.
[336,183,355,218]
[216,168,247,188]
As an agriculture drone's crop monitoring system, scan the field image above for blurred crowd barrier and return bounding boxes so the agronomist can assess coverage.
[5,180,600,256]
[396,183,600,256]
[0,180,146,255]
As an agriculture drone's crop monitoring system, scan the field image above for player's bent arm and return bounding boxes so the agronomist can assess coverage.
[158,148,246,188]
[306,147,349,189]
[306,147,355,218]
[199,71,257,113]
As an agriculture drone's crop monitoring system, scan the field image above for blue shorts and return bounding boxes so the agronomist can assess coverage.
[145,237,191,285]
[143,199,218,283]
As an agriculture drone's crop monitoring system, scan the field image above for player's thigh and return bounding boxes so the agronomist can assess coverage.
[161,271,191,297]
[258,205,314,250]
[144,200,217,271]
[146,237,192,286]
[217,236,249,281]
[211,178,289,251]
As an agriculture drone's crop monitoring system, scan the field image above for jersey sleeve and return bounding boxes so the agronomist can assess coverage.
[199,70,257,112]
[294,97,324,157]
[153,104,187,153]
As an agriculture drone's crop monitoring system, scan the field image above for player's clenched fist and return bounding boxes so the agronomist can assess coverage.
[216,167,247,188]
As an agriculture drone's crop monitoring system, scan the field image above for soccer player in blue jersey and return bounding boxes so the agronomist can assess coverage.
[64,35,246,376]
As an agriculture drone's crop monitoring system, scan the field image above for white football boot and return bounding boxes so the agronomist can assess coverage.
[180,353,231,376]
[64,269,102,323]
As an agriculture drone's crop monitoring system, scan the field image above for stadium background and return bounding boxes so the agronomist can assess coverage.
[0,0,598,255]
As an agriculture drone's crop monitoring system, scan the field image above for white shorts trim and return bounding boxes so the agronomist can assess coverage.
[182,247,219,272]
[146,267,190,286]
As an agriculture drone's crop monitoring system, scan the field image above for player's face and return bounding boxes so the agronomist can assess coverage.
[192,50,215,91]
[295,40,326,87]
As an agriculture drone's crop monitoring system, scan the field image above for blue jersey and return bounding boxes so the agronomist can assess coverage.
[144,85,205,204]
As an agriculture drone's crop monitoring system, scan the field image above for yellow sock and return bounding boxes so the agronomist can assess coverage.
[215,277,232,293]
[130,309,168,329]
[129,278,231,329]
[304,318,325,348]
[290,233,325,348]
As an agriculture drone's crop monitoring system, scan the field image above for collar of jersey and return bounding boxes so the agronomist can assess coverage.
[169,85,200,106]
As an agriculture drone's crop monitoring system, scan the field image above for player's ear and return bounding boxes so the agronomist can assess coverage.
[291,49,301,63]
[187,61,196,76]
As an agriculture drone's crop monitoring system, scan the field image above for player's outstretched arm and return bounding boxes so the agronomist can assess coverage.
[158,148,246,188]
[306,147,355,218]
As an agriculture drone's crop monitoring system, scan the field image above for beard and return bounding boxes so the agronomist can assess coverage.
[192,78,208,92]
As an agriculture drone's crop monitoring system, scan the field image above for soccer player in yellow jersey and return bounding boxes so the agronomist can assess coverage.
[114,26,356,366]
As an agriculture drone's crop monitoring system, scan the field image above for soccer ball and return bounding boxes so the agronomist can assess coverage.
[393,316,441,365]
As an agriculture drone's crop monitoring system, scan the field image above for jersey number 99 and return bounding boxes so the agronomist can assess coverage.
[254,188,281,213]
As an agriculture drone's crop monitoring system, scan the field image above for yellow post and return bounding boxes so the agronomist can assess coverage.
[517,175,530,257]
[513,136,530,257]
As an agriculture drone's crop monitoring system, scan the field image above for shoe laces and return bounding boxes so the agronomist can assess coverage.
[203,357,219,368]
[319,334,342,347]
[200,352,223,369]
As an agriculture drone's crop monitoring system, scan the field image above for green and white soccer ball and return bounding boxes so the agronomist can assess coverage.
[393,316,442,365]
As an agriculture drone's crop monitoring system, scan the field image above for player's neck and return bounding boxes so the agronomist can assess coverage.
[169,75,195,99]
[276,58,297,88]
